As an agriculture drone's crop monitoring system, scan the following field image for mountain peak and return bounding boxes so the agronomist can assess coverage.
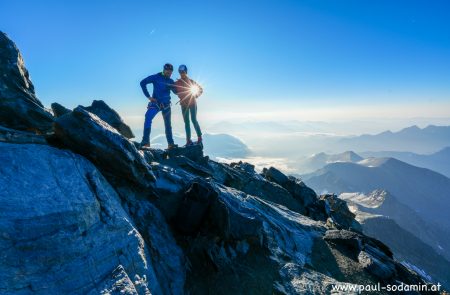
[338,151,363,162]
[357,157,408,168]
[402,125,420,131]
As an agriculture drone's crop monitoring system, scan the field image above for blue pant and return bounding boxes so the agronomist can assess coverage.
[141,102,174,145]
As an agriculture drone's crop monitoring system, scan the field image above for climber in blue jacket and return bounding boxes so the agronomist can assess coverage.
[139,63,178,149]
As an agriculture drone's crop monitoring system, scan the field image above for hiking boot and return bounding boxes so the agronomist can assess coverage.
[196,136,203,145]
[185,139,194,147]
[167,143,178,150]
[141,143,151,149]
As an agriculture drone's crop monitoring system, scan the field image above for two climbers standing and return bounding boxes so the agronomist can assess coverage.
[139,63,203,149]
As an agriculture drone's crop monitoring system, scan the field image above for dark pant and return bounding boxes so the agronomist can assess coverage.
[181,103,202,141]
[141,102,174,145]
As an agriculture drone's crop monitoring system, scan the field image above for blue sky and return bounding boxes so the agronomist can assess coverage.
[1,0,450,128]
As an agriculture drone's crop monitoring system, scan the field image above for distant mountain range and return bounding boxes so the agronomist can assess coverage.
[337,125,450,154]
[203,123,450,162]
[296,151,363,174]
[360,147,450,178]
[302,157,450,231]
[295,146,450,176]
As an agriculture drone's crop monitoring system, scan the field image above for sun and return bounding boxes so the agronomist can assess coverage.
[189,84,200,96]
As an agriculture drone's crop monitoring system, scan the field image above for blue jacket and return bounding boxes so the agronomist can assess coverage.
[140,72,177,104]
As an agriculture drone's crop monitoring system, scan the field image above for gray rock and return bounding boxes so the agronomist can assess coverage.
[143,145,212,178]
[0,143,166,294]
[262,166,289,185]
[184,182,327,294]
[278,266,359,295]
[167,143,207,164]
[262,167,326,221]
[97,265,140,295]
[152,163,426,294]
[323,229,362,253]
[141,149,156,163]
[209,161,309,215]
[51,102,71,118]
[114,186,186,295]
[323,229,400,281]
[358,248,396,280]
[173,155,213,177]
[324,229,392,258]
[83,100,134,139]
[184,179,427,294]
[54,106,155,187]
[320,194,362,231]
[230,161,256,174]
[0,125,47,144]
[0,31,53,133]
[147,148,167,162]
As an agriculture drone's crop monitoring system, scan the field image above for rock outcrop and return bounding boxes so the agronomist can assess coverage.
[209,160,315,217]
[0,31,53,133]
[319,194,362,231]
[54,106,155,187]
[0,125,47,144]
[51,102,71,118]
[0,32,441,294]
[82,100,134,139]
[0,143,179,294]
[262,166,328,222]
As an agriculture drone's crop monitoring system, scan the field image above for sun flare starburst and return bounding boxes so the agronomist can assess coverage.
[190,84,200,96]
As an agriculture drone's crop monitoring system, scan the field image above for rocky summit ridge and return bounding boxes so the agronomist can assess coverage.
[0,31,442,294]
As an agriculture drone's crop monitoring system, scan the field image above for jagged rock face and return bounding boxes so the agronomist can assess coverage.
[209,161,310,216]
[0,125,47,144]
[54,106,155,187]
[210,162,329,224]
[113,186,186,295]
[319,229,429,287]
[51,100,135,139]
[82,100,134,139]
[51,102,71,118]
[167,144,207,163]
[151,165,330,294]
[151,162,429,294]
[320,194,362,231]
[323,229,395,280]
[262,166,327,221]
[0,31,53,133]
[0,143,183,294]
[152,144,213,177]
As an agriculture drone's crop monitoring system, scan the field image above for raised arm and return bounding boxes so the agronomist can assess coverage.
[140,74,156,98]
